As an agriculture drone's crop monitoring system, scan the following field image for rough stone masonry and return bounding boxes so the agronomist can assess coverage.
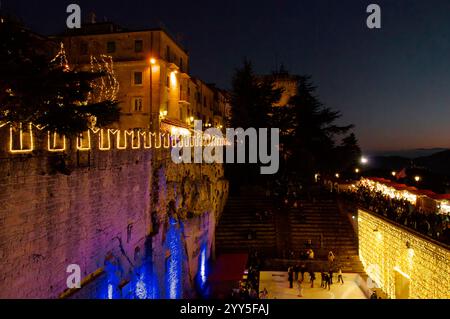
[0,128,228,298]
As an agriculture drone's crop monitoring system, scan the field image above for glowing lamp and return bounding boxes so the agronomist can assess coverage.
[150,58,156,64]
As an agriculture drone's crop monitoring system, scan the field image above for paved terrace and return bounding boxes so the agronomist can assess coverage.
[259,271,368,299]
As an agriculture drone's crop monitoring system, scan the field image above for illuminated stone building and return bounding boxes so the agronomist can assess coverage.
[59,22,227,133]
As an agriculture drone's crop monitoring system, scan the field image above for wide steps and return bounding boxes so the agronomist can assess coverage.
[263,259,365,273]
[286,198,362,273]
[216,196,278,254]
[217,194,364,274]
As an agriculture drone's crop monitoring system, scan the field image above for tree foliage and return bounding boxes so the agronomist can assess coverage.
[271,75,359,182]
[228,62,361,187]
[227,60,282,189]
[230,60,282,129]
[0,14,120,135]
[334,133,362,174]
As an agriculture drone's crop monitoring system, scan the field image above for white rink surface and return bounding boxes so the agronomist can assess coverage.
[259,271,367,299]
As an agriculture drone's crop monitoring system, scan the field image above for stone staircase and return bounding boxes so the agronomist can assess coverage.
[215,192,364,273]
[287,198,364,273]
[215,196,277,256]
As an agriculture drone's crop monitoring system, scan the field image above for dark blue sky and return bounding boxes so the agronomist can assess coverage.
[3,0,450,152]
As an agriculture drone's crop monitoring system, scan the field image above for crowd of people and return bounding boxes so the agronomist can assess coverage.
[343,185,450,245]
[287,261,344,296]
[230,251,261,300]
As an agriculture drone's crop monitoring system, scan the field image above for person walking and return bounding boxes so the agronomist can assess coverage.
[288,266,294,288]
[296,280,303,297]
[323,272,329,290]
[326,272,332,290]
[329,268,334,285]
[309,271,316,288]
[337,268,344,284]
[300,264,306,282]
[328,251,335,263]
[294,264,300,281]
[320,272,325,288]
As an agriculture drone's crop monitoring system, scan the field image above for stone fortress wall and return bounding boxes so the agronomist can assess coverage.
[0,125,228,298]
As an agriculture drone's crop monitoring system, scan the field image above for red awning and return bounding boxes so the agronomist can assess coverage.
[364,177,450,200]
[430,194,450,200]
[368,177,391,183]
[415,189,436,197]
[208,253,248,282]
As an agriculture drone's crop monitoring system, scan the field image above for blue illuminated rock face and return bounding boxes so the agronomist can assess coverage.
[199,242,208,288]
[195,241,209,297]
[95,217,211,300]
[97,253,161,299]
[164,217,185,299]
[82,162,227,300]
[96,255,122,299]
[129,263,160,299]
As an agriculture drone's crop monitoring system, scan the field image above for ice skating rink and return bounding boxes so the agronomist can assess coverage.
[259,271,367,299]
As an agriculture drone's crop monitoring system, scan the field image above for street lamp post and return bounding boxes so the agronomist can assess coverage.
[149,57,158,132]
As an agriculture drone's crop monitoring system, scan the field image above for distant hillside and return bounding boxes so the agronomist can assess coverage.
[369,156,411,170]
[369,148,449,159]
[368,149,450,176]
[415,150,450,175]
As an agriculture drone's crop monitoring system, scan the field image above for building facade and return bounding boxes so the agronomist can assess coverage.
[59,22,227,134]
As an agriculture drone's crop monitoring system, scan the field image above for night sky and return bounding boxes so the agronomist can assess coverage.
[3,0,450,152]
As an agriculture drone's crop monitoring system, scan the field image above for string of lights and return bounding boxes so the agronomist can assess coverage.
[3,123,230,153]
[50,43,70,71]
[89,54,120,103]
[358,209,450,299]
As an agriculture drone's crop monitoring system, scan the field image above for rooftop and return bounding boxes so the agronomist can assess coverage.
[60,21,188,53]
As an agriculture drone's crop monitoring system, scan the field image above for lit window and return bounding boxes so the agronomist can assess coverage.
[132,97,143,112]
[134,72,143,85]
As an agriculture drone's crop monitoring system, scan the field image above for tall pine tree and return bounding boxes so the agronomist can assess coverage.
[272,75,356,183]
[227,60,281,191]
